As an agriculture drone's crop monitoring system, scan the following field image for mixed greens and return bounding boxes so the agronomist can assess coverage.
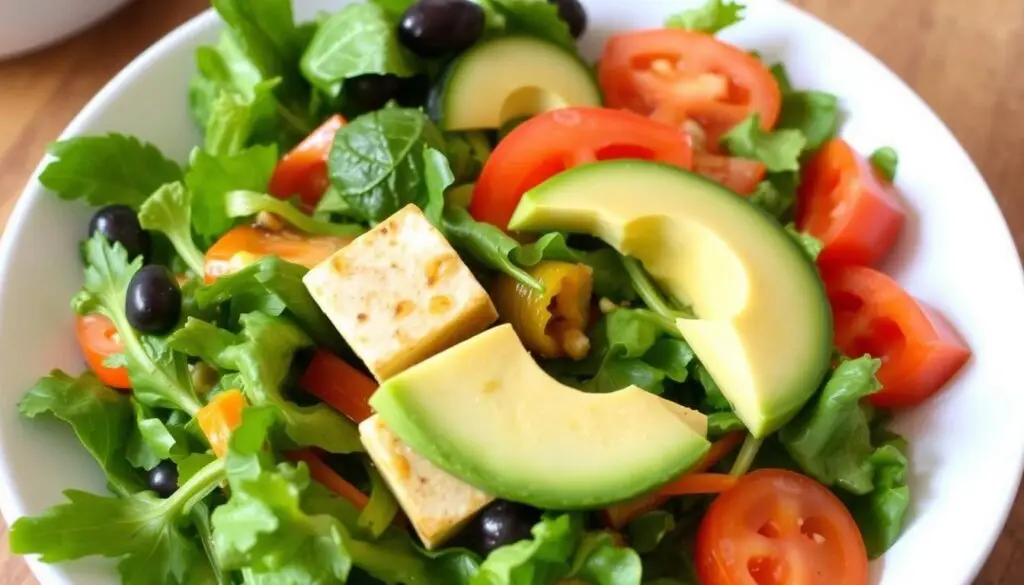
[7,0,958,584]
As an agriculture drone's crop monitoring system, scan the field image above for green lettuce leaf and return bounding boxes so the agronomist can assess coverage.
[489,0,576,50]
[224,190,365,237]
[10,456,225,585]
[204,79,281,156]
[169,314,362,454]
[665,0,746,34]
[720,114,806,172]
[138,182,206,276]
[193,255,344,351]
[38,134,182,208]
[749,171,798,219]
[848,438,910,558]
[626,511,675,555]
[185,144,278,243]
[442,206,544,292]
[77,236,203,415]
[19,370,144,496]
[301,3,419,98]
[777,90,840,153]
[358,463,401,539]
[785,224,824,261]
[125,400,190,472]
[328,107,446,222]
[512,235,637,301]
[870,146,899,182]
[211,0,307,93]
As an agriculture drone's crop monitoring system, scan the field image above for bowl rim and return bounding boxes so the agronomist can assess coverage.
[0,2,1022,584]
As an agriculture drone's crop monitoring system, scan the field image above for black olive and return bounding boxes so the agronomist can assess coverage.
[465,500,542,555]
[347,74,402,111]
[88,204,151,261]
[148,460,179,498]
[398,0,485,58]
[548,0,587,38]
[126,265,182,334]
[396,75,432,108]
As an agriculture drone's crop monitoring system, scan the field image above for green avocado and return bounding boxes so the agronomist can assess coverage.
[509,160,833,437]
[369,324,710,509]
[430,36,602,131]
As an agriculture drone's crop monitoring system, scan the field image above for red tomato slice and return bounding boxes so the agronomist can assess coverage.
[75,314,130,389]
[696,469,869,585]
[823,265,971,408]
[693,151,766,195]
[470,107,692,229]
[268,115,346,209]
[301,349,378,423]
[204,225,354,283]
[599,29,781,147]
[796,139,905,267]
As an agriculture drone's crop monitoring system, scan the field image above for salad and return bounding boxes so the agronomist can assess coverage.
[8,0,973,584]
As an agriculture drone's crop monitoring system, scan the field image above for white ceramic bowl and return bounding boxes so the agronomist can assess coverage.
[1,1,1023,584]
[0,0,135,59]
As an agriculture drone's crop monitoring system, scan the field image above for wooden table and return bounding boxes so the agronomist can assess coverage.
[0,0,1021,583]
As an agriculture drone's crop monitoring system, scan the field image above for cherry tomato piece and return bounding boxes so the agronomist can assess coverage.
[823,265,971,408]
[693,151,766,195]
[268,115,346,209]
[76,314,131,389]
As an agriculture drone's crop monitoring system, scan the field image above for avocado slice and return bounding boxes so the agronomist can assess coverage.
[431,36,602,131]
[370,324,710,509]
[509,161,833,437]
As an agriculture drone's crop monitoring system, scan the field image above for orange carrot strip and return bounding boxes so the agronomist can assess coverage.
[288,449,370,510]
[301,349,378,423]
[657,473,739,496]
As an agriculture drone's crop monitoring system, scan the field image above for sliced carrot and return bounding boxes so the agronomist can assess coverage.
[658,473,738,496]
[197,389,246,458]
[301,350,377,423]
[693,431,746,473]
[287,449,370,510]
[269,115,346,209]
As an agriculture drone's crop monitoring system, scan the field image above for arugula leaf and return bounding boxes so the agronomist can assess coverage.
[489,0,576,50]
[10,457,225,585]
[79,236,203,415]
[870,146,899,182]
[169,314,362,454]
[778,356,882,494]
[138,182,206,276]
[19,370,144,496]
[423,147,455,228]
[627,511,675,554]
[721,114,806,172]
[785,224,824,261]
[38,134,182,208]
[442,206,544,292]
[328,107,446,223]
[194,255,344,351]
[665,0,746,34]
[778,90,840,153]
[185,144,278,243]
[749,171,799,219]
[301,3,419,98]
[225,190,365,237]
[125,400,189,472]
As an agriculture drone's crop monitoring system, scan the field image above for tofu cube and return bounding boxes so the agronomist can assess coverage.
[360,415,493,549]
[303,204,498,381]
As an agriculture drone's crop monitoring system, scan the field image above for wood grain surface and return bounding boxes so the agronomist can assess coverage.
[0,0,1021,583]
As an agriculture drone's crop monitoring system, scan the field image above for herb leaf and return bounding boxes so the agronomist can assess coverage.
[138,182,206,275]
[39,134,182,209]
[185,145,279,243]
[665,0,746,34]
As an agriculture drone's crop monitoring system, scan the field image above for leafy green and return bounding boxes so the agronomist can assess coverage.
[185,144,278,242]
[665,0,746,34]
[211,0,306,91]
[137,182,206,275]
[707,411,745,437]
[778,90,840,153]
[169,313,362,454]
[870,146,899,182]
[328,107,447,223]
[194,255,344,351]
[358,463,401,538]
[566,531,642,585]
[847,439,910,558]
[445,131,491,185]
[224,190,365,237]
[204,79,280,156]
[512,234,636,301]
[77,236,203,415]
[694,362,730,411]
[621,257,690,321]
[627,511,675,555]
[489,0,576,50]
[779,356,882,494]
[38,134,183,208]
[125,401,190,472]
[442,206,544,292]
[749,171,798,219]
[721,114,806,172]
[785,224,824,261]
[423,147,455,228]
[301,3,419,98]
[19,371,144,496]
[9,457,225,585]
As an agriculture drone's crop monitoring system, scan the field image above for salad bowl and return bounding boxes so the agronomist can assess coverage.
[0,1,1022,585]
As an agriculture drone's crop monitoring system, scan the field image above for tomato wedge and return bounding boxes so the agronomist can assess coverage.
[301,349,378,423]
[470,107,692,229]
[76,313,130,389]
[599,29,781,147]
[693,151,766,195]
[204,225,354,283]
[269,115,346,209]
[696,469,869,585]
[823,265,971,408]
[797,139,905,267]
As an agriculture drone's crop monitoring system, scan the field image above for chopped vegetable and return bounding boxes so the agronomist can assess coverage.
[287,449,370,509]
[300,349,378,423]
[197,388,246,458]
